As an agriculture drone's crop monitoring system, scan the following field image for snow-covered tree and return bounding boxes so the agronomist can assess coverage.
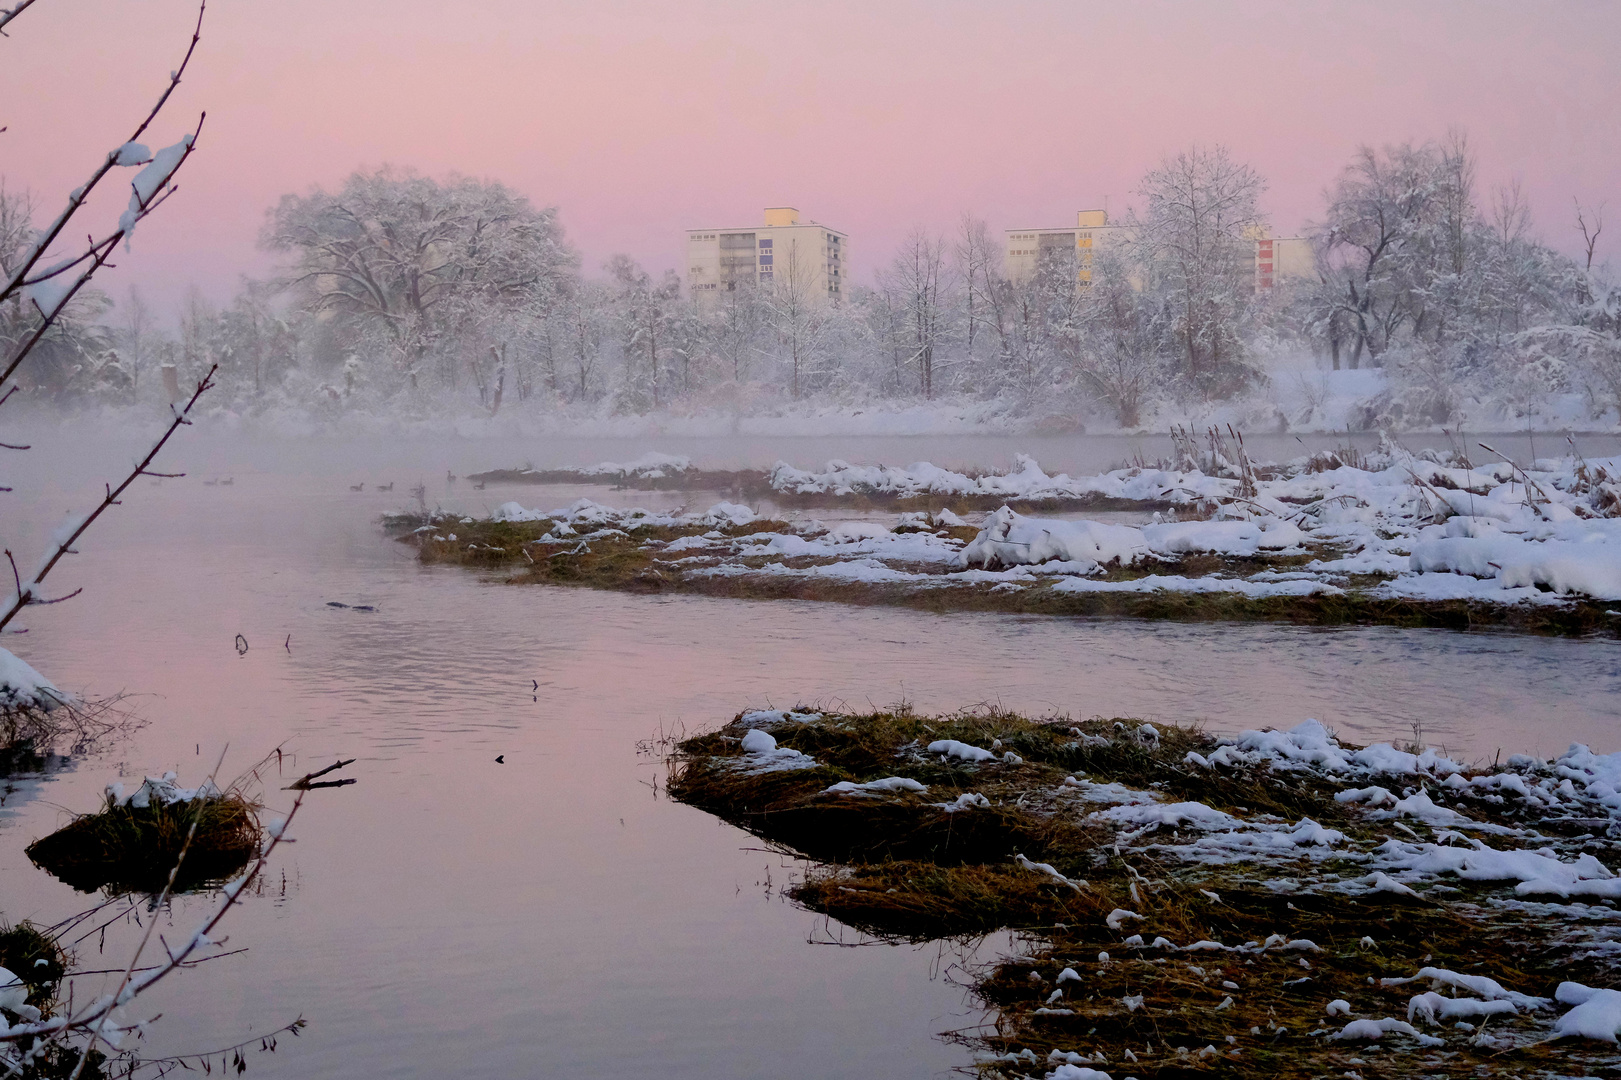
[1133,145,1266,399]
[262,167,578,395]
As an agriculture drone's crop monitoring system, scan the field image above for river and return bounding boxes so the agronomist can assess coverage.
[2,427,1619,1078]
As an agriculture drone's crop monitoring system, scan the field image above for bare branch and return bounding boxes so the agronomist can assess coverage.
[0,364,217,632]
[0,117,204,395]
[0,0,207,308]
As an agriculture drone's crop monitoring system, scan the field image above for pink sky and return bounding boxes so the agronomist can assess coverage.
[4,0,1617,314]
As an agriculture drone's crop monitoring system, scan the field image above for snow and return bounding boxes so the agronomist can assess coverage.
[1142,518,1307,555]
[120,135,192,243]
[737,709,821,727]
[959,506,1148,571]
[928,739,997,763]
[1105,908,1143,930]
[487,497,755,532]
[0,966,40,1023]
[735,727,817,773]
[113,142,151,166]
[0,647,66,711]
[1371,837,1617,896]
[1378,967,1548,1009]
[739,729,778,753]
[1046,1068,1112,1080]
[769,453,1224,504]
[937,791,991,812]
[1406,991,1518,1025]
[23,260,90,319]
[1059,775,1160,806]
[574,451,692,477]
[1202,718,1462,777]
[1014,853,1084,891]
[1363,871,1419,897]
[823,777,928,797]
[1411,531,1621,600]
[1327,1017,1444,1046]
[109,772,222,809]
[1553,982,1621,1042]
[703,501,758,527]
[1050,573,1342,600]
[1088,800,1239,834]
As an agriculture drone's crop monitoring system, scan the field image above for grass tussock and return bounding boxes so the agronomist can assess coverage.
[26,785,262,894]
[670,706,1621,1077]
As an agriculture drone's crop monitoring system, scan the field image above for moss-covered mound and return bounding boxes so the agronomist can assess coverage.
[26,782,261,894]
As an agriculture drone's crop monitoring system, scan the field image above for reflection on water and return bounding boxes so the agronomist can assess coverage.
[0,431,1618,1078]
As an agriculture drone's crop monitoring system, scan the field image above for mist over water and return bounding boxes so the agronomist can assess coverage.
[2,426,1619,1078]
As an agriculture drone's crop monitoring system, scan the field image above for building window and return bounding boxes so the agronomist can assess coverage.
[758,239,773,248]
[758,255,773,265]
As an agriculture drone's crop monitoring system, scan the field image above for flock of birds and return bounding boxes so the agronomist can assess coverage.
[348,472,485,493]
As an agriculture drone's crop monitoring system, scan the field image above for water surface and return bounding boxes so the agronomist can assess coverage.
[1,430,1617,1078]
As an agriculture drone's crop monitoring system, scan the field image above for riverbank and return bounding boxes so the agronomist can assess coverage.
[668,706,1621,1076]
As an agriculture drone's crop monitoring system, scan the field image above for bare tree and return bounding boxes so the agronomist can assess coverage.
[114,287,155,399]
[710,284,765,384]
[877,230,952,398]
[955,214,1000,379]
[763,239,831,399]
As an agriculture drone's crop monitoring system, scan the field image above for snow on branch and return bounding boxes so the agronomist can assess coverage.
[0,0,38,36]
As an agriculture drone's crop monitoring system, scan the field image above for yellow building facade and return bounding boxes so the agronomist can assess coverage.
[685,208,849,307]
[1003,210,1312,293]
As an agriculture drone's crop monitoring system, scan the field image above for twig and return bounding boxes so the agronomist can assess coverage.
[0,364,218,632]
[285,758,355,790]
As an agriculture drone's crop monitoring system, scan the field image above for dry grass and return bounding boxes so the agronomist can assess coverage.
[669,707,1621,1077]
[1,695,138,759]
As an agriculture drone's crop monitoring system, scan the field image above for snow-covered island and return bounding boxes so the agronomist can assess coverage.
[668,705,1621,1074]
[403,444,1621,632]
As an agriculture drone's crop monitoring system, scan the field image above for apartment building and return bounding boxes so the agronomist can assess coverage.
[1004,209,1128,287]
[685,208,848,306]
[1004,210,1312,293]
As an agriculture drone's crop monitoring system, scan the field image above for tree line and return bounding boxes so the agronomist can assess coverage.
[2,138,1616,429]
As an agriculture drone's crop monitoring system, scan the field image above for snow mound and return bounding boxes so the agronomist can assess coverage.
[958,506,1148,571]
[0,647,66,711]
[1554,982,1621,1042]
[107,772,222,809]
